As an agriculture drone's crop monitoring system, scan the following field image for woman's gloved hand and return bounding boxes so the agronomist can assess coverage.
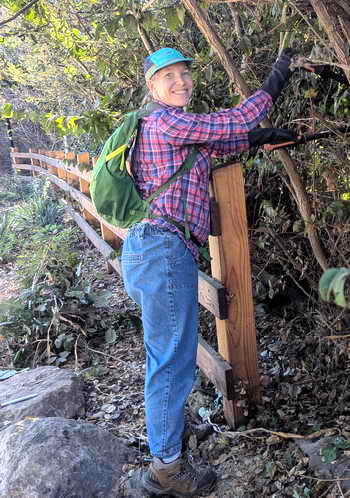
[261,49,297,102]
[248,128,299,148]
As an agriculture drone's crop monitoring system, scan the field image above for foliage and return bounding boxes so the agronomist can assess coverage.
[0,213,17,263]
[0,174,141,368]
[319,268,350,309]
[0,174,42,205]
[16,225,79,287]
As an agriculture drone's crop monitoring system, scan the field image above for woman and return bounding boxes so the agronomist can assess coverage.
[121,47,296,497]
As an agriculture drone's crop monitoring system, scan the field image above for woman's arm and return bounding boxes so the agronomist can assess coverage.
[156,89,272,146]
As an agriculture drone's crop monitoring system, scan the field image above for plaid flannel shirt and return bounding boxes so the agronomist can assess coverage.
[131,89,273,260]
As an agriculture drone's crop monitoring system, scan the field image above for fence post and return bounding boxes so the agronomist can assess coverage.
[29,148,38,177]
[209,163,260,427]
[53,151,66,180]
[10,147,20,172]
[77,152,96,224]
[64,151,77,185]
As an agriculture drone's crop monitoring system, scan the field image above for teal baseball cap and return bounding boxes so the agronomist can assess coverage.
[144,47,193,80]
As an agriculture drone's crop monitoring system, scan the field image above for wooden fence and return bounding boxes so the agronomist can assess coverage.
[11,147,259,427]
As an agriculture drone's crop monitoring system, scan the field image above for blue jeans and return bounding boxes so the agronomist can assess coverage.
[121,223,198,458]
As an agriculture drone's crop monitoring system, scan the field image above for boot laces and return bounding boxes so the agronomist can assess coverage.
[174,461,198,482]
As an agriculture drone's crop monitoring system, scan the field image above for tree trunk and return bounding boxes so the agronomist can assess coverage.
[181,0,328,271]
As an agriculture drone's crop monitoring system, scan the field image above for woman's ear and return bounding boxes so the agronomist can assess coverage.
[146,79,154,95]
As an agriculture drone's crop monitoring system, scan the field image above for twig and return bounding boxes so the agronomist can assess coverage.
[323,334,350,340]
[74,334,80,371]
[304,475,350,482]
[220,426,338,441]
[59,314,87,336]
[141,0,158,12]
[338,480,345,497]
[46,318,54,359]
[287,0,332,50]
[0,0,39,28]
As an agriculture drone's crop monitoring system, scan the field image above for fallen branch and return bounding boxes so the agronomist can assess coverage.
[220,426,338,441]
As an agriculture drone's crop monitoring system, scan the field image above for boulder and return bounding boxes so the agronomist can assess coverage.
[0,416,137,498]
[0,366,85,424]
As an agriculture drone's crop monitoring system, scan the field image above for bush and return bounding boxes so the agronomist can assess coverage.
[0,213,17,263]
[17,225,79,287]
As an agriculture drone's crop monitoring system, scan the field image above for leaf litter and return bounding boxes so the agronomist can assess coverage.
[2,236,350,496]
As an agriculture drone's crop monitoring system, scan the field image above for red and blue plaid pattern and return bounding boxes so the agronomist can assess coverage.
[131,89,272,260]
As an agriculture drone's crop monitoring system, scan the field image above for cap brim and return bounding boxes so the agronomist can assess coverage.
[146,57,193,80]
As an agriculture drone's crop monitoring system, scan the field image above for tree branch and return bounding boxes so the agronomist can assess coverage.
[181,0,329,271]
[0,0,40,28]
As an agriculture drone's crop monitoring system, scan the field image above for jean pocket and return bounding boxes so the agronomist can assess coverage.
[168,234,191,265]
[121,252,143,264]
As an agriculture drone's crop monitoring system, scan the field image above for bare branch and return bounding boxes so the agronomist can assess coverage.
[0,0,40,28]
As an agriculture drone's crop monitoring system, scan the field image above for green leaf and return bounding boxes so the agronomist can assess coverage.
[334,436,350,449]
[321,445,337,463]
[142,11,157,30]
[105,328,117,344]
[319,268,350,308]
[176,6,186,25]
[231,94,241,106]
[2,103,13,118]
[165,6,181,32]
[92,290,113,308]
[122,14,138,33]
[205,65,213,82]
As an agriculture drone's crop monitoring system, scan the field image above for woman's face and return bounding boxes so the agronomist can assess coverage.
[147,62,193,107]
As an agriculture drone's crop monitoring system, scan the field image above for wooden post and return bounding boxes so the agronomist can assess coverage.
[10,147,20,172]
[209,164,260,427]
[77,152,96,224]
[46,151,58,176]
[53,151,66,180]
[100,223,121,273]
[29,148,38,177]
[64,151,77,186]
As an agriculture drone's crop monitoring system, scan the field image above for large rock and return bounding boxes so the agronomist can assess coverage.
[0,417,137,498]
[0,366,85,424]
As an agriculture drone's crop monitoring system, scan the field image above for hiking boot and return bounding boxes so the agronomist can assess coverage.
[142,457,216,497]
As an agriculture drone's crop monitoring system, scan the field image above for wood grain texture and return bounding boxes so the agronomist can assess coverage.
[210,163,260,425]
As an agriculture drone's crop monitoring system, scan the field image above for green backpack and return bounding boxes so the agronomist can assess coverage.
[90,103,198,230]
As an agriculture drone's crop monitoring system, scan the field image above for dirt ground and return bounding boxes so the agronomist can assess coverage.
[1,233,350,497]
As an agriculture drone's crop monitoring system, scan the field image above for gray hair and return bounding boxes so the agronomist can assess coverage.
[141,88,154,107]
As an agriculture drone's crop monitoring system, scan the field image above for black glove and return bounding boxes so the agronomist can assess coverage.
[301,63,348,85]
[248,128,299,148]
[261,50,296,102]
[280,48,297,59]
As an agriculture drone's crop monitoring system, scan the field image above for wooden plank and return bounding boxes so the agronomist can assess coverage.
[62,202,121,274]
[209,163,260,426]
[100,223,122,250]
[197,335,234,399]
[13,162,228,320]
[198,271,227,320]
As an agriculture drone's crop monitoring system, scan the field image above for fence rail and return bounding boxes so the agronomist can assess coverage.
[11,147,259,426]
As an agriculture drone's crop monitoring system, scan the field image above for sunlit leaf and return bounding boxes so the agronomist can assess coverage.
[319,268,350,308]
